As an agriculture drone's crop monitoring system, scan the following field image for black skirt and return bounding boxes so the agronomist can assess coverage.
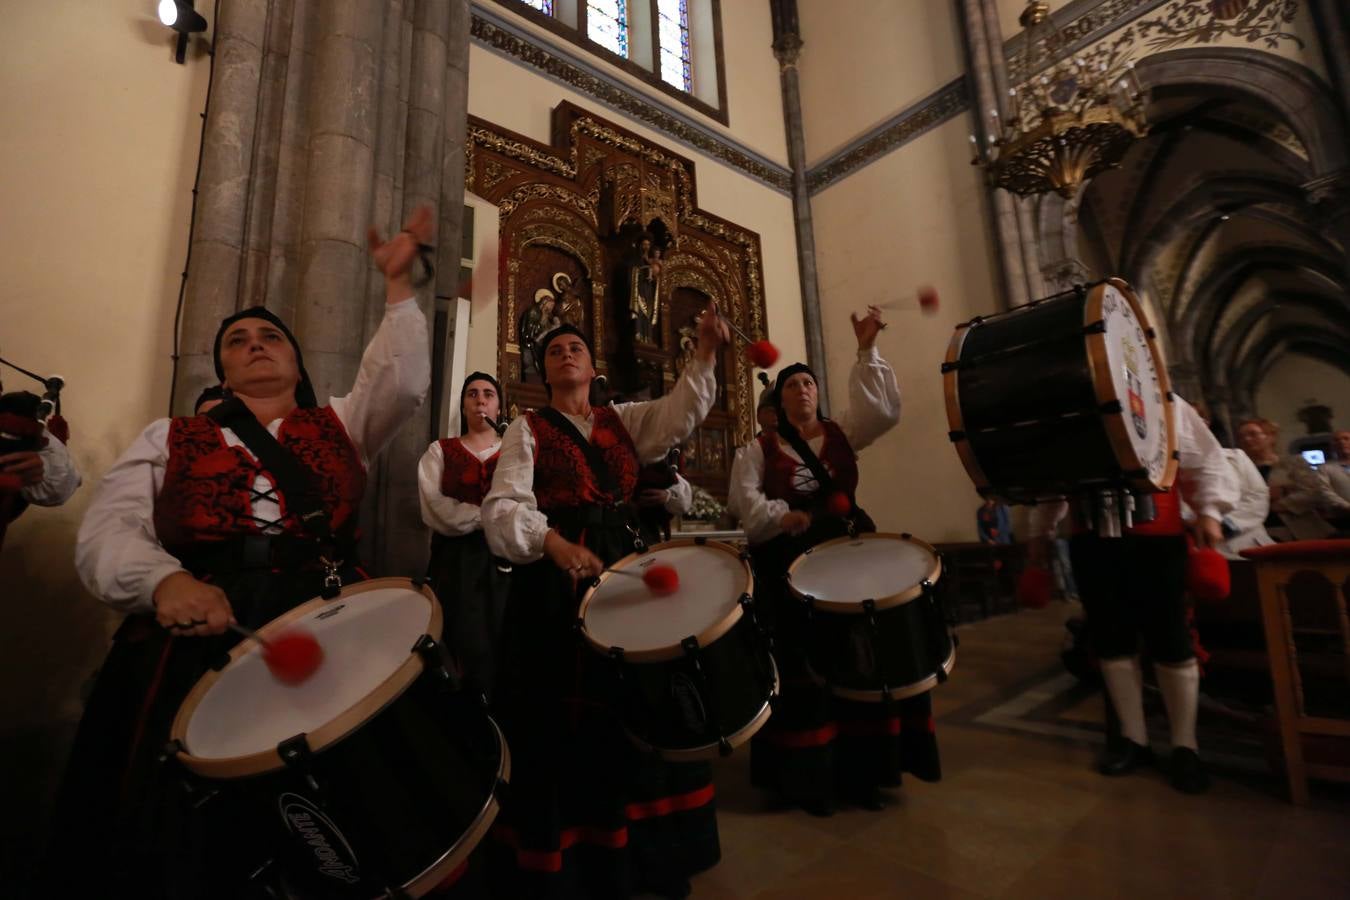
[427,530,513,700]
[488,521,720,899]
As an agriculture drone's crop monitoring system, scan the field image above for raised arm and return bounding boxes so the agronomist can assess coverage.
[481,417,551,564]
[832,306,900,451]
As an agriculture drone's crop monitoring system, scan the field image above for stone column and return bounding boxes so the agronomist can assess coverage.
[367,0,467,578]
[957,0,1029,308]
[172,0,271,414]
[770,0,829,413]
[293,1,385,402]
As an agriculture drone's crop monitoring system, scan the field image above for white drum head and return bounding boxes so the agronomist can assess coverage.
[789,534,939,611]
[581,542,750,655]
[182,585,433,762]
[1094,282,1171,487]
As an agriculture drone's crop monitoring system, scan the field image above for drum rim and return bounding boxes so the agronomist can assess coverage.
[1084,278,1179,494]
[625,655,780,762]
[577,538,754,663]
[786,532,943,612]
[402,716,512,896]
[942,322,992,493]
[168,577,443,778]
[814,644,957,703]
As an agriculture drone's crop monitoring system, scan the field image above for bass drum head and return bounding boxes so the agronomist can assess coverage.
[787,533,941,612]
[172,578,441,777]
[1087,280,1177,492]
[579,540,752,660]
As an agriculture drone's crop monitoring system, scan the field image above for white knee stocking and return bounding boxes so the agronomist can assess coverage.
[1156,660,1200,751]
[1100,656,1147,746]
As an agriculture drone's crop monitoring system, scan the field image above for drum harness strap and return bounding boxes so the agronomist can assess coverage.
[208,398,347,598]
[536,406,645,553]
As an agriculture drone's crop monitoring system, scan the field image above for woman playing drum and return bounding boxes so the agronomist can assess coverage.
[481,307,729,898]
[53,208,434,898]
[728,306,940,816]
[418,371,511,699]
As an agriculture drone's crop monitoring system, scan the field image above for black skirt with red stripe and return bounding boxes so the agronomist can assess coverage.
[488,521,720,899]
[748,524,942,809]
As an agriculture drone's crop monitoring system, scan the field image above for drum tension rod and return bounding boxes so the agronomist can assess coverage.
[1082,320,1107,335]
[277,733,320,795]
[413,634,461,692]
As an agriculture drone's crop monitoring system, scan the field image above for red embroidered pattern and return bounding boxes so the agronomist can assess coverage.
[758,420,859,507]
[437,437,499,506]
[527,407,638,511]
[154,407,365,550]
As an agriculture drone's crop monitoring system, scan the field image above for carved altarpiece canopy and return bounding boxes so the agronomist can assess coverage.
[466,103,770,501]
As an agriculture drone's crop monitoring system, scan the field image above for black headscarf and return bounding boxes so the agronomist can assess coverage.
[212,307,317,408]
[460,371,504,435]
[536,323,594,397]
[773,362,825,444]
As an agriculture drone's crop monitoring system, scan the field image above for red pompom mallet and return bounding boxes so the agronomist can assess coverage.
[264,629,326,685]
[918,284,939,314]
[642,564,681,597]
[826,491,852,517]
[1016,566,1053,609]
[747,340,780,369]
[1186,547,1231,602]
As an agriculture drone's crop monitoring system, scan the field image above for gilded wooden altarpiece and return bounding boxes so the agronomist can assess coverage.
[466,103,769,501]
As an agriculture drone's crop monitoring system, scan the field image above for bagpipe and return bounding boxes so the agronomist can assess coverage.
[0,354,67,458]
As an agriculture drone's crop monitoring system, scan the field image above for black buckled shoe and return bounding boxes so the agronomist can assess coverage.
[1169,747,1210,794]
[1097,738,1153,776]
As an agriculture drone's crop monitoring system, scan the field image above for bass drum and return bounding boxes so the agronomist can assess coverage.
[168,578,508,899]
[943,278,1177,504]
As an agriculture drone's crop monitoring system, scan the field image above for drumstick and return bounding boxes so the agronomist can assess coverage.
[876,285,940,313]
[604,564,681,596]
[227,622,272,648]
[715,311,780,368]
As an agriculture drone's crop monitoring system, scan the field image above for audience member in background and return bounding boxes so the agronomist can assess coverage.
[1327,429,1350,533]
[1237,418,1349,540]
[1211,447,1273,558]
[976,497,1012,545]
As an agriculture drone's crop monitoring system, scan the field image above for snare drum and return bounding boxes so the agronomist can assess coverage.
[578,539,779,761]
[168,578,509,898]
[787,533,954,702]
[944,278,1178,504]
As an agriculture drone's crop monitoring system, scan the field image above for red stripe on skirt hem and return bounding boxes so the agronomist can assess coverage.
[624,783,715,820]
[493,824,630,873]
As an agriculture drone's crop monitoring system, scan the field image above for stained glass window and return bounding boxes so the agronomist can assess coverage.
[518,0,554,13]
[657,0,691,92]
[587,0,628,57]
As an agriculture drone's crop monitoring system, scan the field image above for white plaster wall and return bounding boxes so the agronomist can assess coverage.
[0,0,211,728]
[477,0,790,165]
[809,117,1003,543]
[797,0,966,164]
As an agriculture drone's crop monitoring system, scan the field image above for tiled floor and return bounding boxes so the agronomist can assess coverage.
[687,603,1350,900]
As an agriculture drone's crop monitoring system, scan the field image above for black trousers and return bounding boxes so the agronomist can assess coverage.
[1069,533,1192,664]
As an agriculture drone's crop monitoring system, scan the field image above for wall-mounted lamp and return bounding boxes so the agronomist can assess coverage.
[158,0,207,64]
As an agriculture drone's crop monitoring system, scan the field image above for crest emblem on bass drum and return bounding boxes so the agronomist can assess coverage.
[1123,341,1147,439]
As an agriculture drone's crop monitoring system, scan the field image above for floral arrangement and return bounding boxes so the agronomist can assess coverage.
[686,485,726,522]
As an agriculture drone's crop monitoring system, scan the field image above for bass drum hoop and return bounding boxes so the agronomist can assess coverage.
[785,532,943,614]
[577,538,755,663]
[1084,278,1179,494]
[168,577,443,780]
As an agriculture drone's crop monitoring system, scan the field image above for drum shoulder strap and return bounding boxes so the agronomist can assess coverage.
[208,398,333,542]
[536,406,621,498]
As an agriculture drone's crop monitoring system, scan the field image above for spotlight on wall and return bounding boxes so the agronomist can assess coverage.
[158,0,207,64]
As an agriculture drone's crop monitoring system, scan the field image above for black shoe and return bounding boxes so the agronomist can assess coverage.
[801,798,836,817]
[1097,738,1153,776]
[1169,747,1210,794]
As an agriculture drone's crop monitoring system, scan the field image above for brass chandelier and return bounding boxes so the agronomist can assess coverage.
[973,1,1148,198]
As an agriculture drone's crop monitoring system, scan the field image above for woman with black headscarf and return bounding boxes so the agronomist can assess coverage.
[55,207,433,898]
[418,371,511,699]
[481,307,728,900]
[728,305,940,817]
